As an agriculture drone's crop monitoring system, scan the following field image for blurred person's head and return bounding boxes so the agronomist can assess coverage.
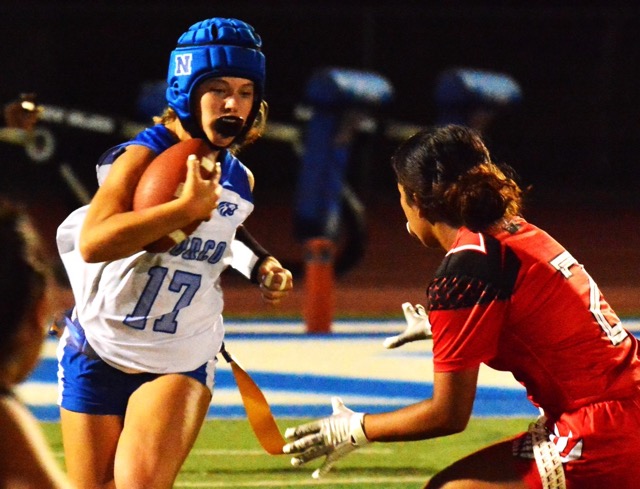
[0,199,51,387]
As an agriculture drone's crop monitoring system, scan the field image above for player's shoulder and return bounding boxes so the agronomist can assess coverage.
[222,151,248,173]
[134,124,177,149]
[436,228,521,289]
[221,151,253,201]
[58,205,89,232]
[439,230,501,276]
[97,124,175,186]
[57,205,90,254]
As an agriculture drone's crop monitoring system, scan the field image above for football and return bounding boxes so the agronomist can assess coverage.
[133,138,217,253]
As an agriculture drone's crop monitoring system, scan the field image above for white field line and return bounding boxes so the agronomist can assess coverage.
[174,475,427,487]
[52,447,394,458]
[188,447,395,456]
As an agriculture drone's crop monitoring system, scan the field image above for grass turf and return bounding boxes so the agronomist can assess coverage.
[42,416,531,488]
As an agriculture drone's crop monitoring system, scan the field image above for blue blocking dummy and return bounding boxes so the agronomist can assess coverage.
[293,67,394,243]
[434,67,522,126]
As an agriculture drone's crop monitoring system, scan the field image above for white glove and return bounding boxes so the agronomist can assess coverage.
[383,302,432,349]
[283,397,368,478]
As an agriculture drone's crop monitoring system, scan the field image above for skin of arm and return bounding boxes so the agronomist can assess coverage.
[79,144,221,262]
[362,368,479,442]
[384,185,481,441]
[0,397,72,488]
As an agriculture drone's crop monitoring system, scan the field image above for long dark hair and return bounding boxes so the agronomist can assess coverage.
[0,199,47,360]
[391,124,523,232]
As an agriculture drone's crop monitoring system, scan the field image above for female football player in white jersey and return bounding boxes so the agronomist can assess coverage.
[56,17,292,489]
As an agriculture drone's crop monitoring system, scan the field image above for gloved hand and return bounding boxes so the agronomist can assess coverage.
[283,397,368,478]
[383,302,432,349]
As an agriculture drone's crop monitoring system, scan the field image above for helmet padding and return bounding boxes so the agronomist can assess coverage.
[166,18,265,143]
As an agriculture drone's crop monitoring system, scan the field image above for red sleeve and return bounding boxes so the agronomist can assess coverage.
[431,299,507,372]
[427,229,517,373]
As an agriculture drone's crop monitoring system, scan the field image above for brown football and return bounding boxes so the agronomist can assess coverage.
[133,138,216,253]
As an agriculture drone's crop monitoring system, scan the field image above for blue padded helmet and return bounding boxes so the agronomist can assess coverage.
[166,17,266,142]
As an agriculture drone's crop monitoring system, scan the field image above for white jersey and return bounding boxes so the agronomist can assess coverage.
[57,153,254,374]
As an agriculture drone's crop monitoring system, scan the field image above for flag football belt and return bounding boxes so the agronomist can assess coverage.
[529,416,566,489]
[219,343,286,455]
[59,314,101,360]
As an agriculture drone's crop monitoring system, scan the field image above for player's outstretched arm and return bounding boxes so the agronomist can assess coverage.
[383,302,432,349]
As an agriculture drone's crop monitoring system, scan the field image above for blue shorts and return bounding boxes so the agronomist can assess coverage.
[57,320,216,416]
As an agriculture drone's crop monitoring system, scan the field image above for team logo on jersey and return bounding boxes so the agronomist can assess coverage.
[174,53,193,76]
[217,201,238,217]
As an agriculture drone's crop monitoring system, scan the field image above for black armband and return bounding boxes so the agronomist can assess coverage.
[231,225,272,284]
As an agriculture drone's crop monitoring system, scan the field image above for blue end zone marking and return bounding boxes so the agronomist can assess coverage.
[216,370,432,397]
[29,358,58,382]
[24,394,542,421]
[214,370,538,418]
[205,393,537,419]
[25,321,640,422]
[29,405,61,422]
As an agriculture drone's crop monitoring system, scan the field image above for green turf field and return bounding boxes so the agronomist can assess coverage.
[42,416,531,488]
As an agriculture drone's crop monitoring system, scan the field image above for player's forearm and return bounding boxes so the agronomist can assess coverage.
[362,398,468,442]
[364,369,478,442]
[231,225,272,282]
[79,199,197,262]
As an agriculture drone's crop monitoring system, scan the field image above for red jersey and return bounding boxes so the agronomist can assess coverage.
[429,217,640,420]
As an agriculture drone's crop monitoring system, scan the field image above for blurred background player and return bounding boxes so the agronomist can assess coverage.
[283,125,640,489]
[0,199,73,488]
[55,17,292,489]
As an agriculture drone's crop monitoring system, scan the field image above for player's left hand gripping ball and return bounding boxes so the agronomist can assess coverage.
[283,397,368,478]
[133,138,218,253]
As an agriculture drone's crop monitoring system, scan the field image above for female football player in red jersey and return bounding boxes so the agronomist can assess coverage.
[283,124,640,489]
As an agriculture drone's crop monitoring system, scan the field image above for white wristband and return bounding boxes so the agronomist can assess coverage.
[349,413,368,446]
